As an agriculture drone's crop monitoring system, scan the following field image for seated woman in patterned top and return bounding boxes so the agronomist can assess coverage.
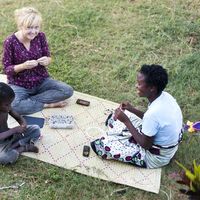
[2,7,73,115]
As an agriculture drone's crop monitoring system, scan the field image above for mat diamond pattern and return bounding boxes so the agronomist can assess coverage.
[1,74,161,193]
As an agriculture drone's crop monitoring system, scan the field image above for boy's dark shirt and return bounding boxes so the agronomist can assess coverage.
[0,112,11,142]
[0,112,9,133]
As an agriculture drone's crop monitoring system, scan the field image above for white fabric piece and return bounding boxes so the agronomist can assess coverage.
[48,115,74,129]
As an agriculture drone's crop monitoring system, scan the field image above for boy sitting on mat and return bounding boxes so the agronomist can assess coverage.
[0,82,40,164]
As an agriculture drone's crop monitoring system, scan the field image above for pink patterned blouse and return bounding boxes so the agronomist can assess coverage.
[2,32,50,89]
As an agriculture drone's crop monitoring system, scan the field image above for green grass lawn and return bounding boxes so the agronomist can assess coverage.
[1,0,200,199]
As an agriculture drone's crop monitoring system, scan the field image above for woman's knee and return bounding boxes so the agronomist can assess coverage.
[66,85,74,98]
[60,83,74,99]
[11,99,35,115]
[11,99,22,113]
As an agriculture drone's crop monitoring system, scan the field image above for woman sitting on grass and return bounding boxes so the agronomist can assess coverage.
[91,64,183,168]
[2,7,73,115]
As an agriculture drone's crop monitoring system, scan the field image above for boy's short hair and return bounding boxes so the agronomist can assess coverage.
[0,82,15,102]
[14,7,42,29]
[140,64,168,94]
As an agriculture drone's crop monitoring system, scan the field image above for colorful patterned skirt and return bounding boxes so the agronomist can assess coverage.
[91,111,147,168]
[91,135,147,167]
[91,111,178,168]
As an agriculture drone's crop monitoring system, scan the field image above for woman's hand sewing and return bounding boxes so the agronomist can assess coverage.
[24,60,38,69]
[114,107,129,124]
[120,101,133,112]
[37,56,50,66]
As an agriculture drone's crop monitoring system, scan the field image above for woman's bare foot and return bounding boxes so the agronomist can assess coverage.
[44,101,67,108]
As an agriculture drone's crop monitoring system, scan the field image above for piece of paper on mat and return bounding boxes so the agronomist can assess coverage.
[1,74,161,193]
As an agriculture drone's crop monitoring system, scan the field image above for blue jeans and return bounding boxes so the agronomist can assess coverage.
[14,125,41,146]
[10,78,74,115]
[0,125,40,165]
